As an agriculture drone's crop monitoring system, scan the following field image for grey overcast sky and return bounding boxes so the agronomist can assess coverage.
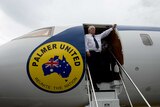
[0,0,160,45]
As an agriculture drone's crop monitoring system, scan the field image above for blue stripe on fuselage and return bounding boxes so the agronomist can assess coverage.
[117,25,160,32]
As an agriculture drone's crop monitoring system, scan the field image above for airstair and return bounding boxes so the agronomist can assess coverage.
[92,90,120,107]
[85,65,121,107]
[85,52,152,107]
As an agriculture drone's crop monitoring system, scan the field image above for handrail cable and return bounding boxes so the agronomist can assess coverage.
[86,65,99,107]
[119,72,133,107]
[86,72,92,107]
[110,52,151,107]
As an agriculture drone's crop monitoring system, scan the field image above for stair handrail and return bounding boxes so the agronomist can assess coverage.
[119,71,133,107]
[86,65,99,107]
[110,52,151,107]
[86,73,92,107]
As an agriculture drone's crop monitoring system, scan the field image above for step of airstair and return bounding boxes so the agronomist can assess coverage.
[86,90,120,107]
[95,91,120,107]
[86,82,121,107]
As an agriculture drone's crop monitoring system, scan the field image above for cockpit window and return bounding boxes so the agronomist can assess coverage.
[14,27,53,40]
[140,34,153,46]
[26,28,52,37]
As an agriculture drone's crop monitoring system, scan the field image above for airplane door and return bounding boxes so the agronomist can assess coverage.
[109,28,124,65]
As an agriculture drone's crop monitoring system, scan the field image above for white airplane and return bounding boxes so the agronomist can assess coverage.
[0,24,159,107]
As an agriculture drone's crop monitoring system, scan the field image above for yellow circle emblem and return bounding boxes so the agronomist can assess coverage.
[27,42,84,93]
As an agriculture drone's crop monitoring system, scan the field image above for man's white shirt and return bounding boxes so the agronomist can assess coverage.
[85,28,113,52]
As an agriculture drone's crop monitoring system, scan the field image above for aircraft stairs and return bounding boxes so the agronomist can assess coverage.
[85,65,121,107]
[85,53,152,107]
[89,89,121,107]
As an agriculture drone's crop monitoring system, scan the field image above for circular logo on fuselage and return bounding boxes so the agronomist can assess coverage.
[27,42,84,93]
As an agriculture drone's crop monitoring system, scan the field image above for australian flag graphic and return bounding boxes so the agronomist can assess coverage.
[42,55,72,78]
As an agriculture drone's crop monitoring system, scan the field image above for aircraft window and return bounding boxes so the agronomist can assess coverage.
[14,27,52,40]
[24,28,52,37]
[140,34,153,46]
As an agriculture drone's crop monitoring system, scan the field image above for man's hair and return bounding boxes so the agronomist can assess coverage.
[88,26,95,31]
